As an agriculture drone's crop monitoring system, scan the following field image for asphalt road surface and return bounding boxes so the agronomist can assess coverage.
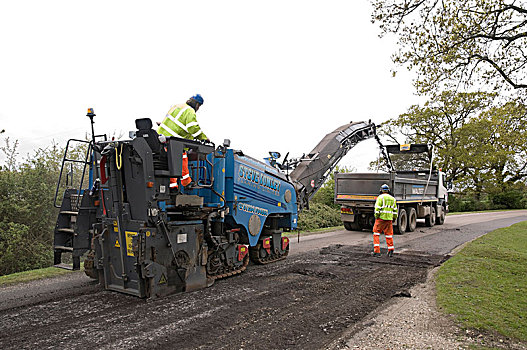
[1,210,525,349]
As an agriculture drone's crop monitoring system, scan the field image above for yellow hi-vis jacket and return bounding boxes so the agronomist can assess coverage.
[374,193,398,221]
[157,104,208,141]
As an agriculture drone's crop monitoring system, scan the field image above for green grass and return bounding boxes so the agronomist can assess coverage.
[447,209,526,216]
[0,265,81,287]
[436,221,527,342]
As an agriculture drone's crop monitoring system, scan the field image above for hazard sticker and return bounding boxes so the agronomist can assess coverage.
[125,231,138,256]
[159,273,167,285]
[114,238,120,248]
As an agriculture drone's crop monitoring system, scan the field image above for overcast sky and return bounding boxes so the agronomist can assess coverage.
[0,0,421,171]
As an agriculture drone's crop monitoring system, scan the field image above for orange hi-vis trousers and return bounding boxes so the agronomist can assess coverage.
[169,152,191,189]
[372,218,394,254]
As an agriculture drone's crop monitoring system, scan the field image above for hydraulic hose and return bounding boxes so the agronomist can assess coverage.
[421,146,434,205]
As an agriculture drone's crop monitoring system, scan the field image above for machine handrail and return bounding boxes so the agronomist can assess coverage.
[53,139,92,208]
[53,134,108,209]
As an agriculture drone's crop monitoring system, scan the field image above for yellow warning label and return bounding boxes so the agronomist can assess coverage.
[159,273,167,285]
[115,238,120,248]
[125,231,138,256]
[114,225,118,232]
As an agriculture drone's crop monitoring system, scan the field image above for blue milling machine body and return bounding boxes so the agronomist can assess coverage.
[53,113,376,298]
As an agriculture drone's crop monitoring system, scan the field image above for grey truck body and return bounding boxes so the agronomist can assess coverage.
[335,169,448,234]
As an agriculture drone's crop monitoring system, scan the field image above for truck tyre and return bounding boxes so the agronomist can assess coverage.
[425,206,436,227]
[359,216,375,231]
[436,207,445,225]
[394,208,407,235]
[407,207,417,232]
[344,221,361,231]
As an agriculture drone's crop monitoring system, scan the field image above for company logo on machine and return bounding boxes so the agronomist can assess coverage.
[238,202,269,217]
[238,164,281,195]
[412,185,425,195]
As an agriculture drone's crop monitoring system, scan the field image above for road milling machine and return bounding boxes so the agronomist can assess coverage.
[53,109,376,298]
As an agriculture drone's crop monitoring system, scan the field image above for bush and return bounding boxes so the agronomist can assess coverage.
[0,139,85,276]
[490,190,525,209]
[0,222,53,275]
[297,203,341,231]
[449,190,527,212]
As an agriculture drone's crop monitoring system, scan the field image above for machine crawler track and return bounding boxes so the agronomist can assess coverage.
[83,251,98,280]
[249,244,289,265]
[207,254,250,280]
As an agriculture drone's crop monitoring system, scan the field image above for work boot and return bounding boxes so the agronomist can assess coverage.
[371,252,381,257]
[184,181,196,189]
[387,250,394,258]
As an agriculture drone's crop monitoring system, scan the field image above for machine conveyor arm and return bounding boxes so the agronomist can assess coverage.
[289,121,377,210]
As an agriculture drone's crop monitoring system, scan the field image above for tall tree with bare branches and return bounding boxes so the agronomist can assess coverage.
[371,0,527,95]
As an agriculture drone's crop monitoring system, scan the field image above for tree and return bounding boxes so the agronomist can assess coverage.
[378,91,527,197]
[0,138,89,275]
[312,165,354,208]
[457,100,527,193]
[371,0,527,95]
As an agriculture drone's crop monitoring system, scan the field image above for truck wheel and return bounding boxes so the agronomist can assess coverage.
[407,207,417,232]
[394,209,407,235]
[436,207,445,225]
[344,222,361,231]
[367,215,376,228]
[425,206,436,227]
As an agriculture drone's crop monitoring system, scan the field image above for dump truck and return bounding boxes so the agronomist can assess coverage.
[335,144,448,234]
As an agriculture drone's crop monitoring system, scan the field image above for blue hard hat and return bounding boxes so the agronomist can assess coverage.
[381,184,390,192]
[190,94,204,105]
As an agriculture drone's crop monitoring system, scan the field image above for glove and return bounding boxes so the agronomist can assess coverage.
[158,134,167,143]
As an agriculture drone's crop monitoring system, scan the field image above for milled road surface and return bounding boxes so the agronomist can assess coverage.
[1,211,525,349]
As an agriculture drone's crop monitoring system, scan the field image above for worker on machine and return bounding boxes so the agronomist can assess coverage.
[372,184,398,257]
[157,94,209,189]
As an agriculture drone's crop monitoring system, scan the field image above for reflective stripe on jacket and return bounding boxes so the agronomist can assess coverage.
[374,193,398,221]
[157,104,208,141]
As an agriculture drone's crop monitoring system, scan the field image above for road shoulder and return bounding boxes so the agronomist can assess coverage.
[335,267,464,349]
[336,268,527,350]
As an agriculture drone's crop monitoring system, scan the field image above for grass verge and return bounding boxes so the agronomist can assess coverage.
[436,221,527,342]
[0,265,82,287]
[447,209,526,216]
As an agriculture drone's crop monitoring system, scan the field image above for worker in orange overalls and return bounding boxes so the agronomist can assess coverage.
[157,94,209,189]
[372,184,398,257]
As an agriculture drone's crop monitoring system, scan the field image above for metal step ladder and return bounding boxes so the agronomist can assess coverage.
[53,192,82,270]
